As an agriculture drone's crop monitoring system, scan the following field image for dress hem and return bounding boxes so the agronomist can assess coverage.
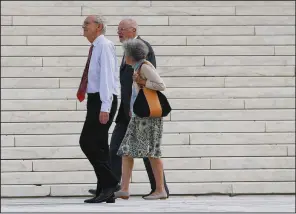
[117,151,162,159]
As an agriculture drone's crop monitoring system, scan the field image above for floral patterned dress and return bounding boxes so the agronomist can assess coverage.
[117,116,163,158]
[117,60,165,158]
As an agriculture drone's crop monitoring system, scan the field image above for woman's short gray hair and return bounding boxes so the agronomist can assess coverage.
[122,39,149,62]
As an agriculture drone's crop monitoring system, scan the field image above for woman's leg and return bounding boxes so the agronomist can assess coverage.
[120,156,134,192]
[148,157,165,194]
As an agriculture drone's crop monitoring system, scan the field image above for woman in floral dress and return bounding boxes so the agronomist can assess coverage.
[115,39,167,200]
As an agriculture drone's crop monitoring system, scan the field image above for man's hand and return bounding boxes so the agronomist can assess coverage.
[99,111,109,124]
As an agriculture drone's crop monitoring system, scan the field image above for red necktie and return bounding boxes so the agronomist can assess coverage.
[76,45,94,102]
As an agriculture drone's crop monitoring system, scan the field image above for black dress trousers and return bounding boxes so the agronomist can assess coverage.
[79,93,118,195]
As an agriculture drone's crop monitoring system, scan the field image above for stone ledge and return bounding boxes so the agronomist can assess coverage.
[1,182,295,197]
[1,185,50,197]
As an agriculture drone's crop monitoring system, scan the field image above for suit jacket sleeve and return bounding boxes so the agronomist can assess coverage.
[123,66,133,120]
[143,40,157,68]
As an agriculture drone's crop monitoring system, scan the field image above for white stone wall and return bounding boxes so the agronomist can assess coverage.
[1,1,295,197]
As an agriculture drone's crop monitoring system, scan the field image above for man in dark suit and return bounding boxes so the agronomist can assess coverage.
[89,18,169,198]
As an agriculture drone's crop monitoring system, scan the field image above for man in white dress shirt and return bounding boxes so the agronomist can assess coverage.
[77,15,120,203]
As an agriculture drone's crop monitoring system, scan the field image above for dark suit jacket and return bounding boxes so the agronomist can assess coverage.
[115,36,156,124]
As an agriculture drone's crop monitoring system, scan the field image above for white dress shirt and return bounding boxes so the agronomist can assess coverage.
[87,35,120,112]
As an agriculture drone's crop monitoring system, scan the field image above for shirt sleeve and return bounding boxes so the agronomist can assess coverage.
[99,43,115,112]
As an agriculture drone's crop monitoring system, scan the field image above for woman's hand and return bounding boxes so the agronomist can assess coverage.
[132,72,138,82]
[133,73,146,87]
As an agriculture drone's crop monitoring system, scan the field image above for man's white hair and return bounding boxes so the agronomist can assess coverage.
[93,15,107,34]
[121,18,138,33]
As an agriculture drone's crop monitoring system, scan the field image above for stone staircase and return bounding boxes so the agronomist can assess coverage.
[1,1,295,197]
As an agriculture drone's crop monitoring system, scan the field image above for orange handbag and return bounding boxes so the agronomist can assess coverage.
[133,62,171,118]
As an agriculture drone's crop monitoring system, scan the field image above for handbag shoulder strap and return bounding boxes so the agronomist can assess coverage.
[137,60,149,74]
[136,61,149,89]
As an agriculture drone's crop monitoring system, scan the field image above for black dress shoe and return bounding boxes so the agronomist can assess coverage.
[85,186,118,203]
[84,193,115,204]
[88,189,97,195]
[88,184,121,195]
[106,196,115,203]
